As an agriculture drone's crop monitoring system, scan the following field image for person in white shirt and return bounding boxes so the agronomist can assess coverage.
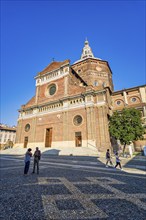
[24,148,32,175]
[115,152,123,170]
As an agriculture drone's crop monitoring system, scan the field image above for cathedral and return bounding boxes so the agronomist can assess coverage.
[15,40,146,155]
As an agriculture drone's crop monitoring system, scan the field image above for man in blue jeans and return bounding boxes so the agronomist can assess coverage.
[24,148,32,175]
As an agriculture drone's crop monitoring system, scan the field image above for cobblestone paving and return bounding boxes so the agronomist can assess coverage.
[0,155,146,220]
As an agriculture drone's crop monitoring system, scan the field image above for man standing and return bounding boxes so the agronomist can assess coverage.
[24,148,32,175]
[105,149,113,167]
[32,147,41,174]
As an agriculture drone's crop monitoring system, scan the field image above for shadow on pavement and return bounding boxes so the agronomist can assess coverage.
[122,154,146,172]
[0,153,146,219]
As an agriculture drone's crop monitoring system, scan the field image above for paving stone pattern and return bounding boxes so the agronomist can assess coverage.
[0,155,146,220]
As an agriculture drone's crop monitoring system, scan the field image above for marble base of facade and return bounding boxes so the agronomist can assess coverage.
[10,141,103,156]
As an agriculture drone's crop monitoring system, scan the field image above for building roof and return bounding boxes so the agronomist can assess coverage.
[112,84,146,95]
[37,60,70,76]
[19,96,36,110]
[25,96,36,106]
[0,125,16,132]
[71,68,88,86]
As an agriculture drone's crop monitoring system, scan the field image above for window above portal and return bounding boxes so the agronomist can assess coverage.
[49,84,56,96]
[25,124,30,132]
[73,115,83,126]
[45,83,57,97]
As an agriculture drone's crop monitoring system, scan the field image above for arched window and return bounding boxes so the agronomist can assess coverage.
[94,81,98,86]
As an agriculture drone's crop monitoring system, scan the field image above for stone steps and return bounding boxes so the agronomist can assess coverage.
[0,145,99,156]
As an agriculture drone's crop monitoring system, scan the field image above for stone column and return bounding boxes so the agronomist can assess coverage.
[139,87,146,117]
[62,111,69,144]
[15,119,24,145]
[139,87,146,103]
[15,120,22,143]
[86,107,91,140]
[64,76,68,95]
[96,106,111,152]
[35,86,39,104]
[31,117,37,142]
[123,91,128,105]
[143,106,146,117]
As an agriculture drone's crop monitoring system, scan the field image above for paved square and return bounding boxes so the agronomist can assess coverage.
[0,155,146,219]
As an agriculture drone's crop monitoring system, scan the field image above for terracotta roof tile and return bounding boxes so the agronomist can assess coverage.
[25,96,36,107]
[38,59,70,76]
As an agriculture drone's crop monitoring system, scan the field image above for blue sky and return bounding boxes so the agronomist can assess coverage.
[1,0,145,126]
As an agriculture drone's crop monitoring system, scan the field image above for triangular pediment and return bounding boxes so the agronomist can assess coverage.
[38,60,70,76]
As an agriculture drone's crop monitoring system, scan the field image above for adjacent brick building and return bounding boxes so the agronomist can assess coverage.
[15,40,146,155]
[0,124,16,150]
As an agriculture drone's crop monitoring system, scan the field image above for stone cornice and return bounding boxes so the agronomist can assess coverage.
[112,84,146,95]
[19,89,107,112]
[34,62,70,79]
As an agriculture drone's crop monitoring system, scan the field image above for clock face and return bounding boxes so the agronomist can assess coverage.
[25,124,30,132]
[49,84,56,95]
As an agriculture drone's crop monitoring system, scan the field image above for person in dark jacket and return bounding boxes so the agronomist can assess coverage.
[105,149,113,167]
[24,148,32,175]
[32,147,41,174]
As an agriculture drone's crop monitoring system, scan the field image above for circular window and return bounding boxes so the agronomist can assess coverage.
[25,124,30,132]
[49,84,56,95]
[116,100,121,105]
[131,97,136,102]
[73,115,83,126]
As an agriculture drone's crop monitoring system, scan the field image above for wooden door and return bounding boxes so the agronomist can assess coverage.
[24,137,28,148]
[75,132,82,147]
[45,128,52,147]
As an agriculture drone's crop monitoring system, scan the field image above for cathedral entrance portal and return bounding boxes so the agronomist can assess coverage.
[75,132,82,147]
[24,137,28,148]
[45,128,52,147]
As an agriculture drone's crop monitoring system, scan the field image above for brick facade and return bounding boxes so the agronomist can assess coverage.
[15,40,146,155]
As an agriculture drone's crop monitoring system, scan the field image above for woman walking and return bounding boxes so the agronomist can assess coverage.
[115,152,123,170]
